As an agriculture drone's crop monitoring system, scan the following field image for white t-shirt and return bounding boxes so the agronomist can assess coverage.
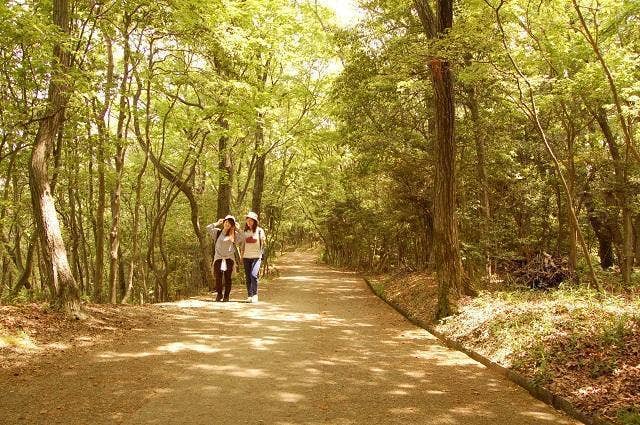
[242,227,265,259]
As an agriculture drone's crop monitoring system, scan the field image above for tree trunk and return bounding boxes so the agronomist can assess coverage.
[430,58,465,318]
[12,234,37,297]
[593,107,632,284]
[122,114,149,304]
[634,214,640,266]
[28,0,82,317]
[67,164,84,291]
[108,13,132,303]
[467,86,491,276]
[251,113,266,217]
[94,129,106,302]
[252,154,266,217]
[217,117,233,219]
[92,33,115,303]
[566,129,578,271]
[414,0,470,319]
[584,188,615,269]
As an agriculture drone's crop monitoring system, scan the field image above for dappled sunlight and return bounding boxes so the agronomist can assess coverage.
[97,350,156,359]
[404,370,427,379]
[191,363,270,379]
[411,349,483,367]
[3,252,577,425]
[249,337,281,351]
[520,411,574,422]
[0,334,39,350]
[395,329,435,341]
[156,342,222,354]
[274,391,306,403]
[280,275,335,282]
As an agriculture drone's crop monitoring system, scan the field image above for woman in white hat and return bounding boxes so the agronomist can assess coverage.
[206,215,238,302]
[240,211,266,303]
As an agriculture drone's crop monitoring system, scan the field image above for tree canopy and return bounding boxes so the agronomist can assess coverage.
[1,0,639,317]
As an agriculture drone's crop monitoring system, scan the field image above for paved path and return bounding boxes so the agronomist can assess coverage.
[1,251,578,424]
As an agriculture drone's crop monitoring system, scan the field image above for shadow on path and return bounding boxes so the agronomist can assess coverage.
[0,251,578,424]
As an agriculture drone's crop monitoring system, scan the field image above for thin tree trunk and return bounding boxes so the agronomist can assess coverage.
[75,190,91,295]
[252,154,266,217]
[132,66,215,293]
[634,214,640,266]
[28,0,82,316]
[92,33,115,303]
[467,86,491,276]
[122,72,151,304]
[67,161,83,290]
[566,128,578,271]
[251,112,266,217]
[571,0,640,163]
[12,234,37,296]
[492,0,600,290]
[108,13,132,303]
[217,117,233,218]
[592,107,632,284]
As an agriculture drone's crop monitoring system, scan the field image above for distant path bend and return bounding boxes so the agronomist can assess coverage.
[1,251,577,424]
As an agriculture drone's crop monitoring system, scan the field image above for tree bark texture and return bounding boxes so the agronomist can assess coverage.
[584,189,616,269]
[92,33,115,303]
[593,107,632,283]
[108,13,132,303]
[414,0,469,319]
[28,0,82,316]
[252,153,266,217]
[467,86,492,275]
[217,118,232,219]
[430,58,464,318]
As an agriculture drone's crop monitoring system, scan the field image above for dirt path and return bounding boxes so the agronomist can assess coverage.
[0,251,578,425]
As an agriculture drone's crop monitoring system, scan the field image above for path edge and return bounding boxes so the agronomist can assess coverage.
[362,276,615,425]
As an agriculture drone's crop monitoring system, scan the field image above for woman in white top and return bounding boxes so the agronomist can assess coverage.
[241,211,266,303]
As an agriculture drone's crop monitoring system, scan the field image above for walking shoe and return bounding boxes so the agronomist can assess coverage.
[215,295,223,302]
[222,297,229,302]
[246,296,252,303]
[251,295,258,303]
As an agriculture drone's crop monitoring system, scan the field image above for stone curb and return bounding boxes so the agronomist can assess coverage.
[363,276,615,425]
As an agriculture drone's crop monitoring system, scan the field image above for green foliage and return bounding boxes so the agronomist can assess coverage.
[618,408,640,425]
[0,0,340,303]
[2,0,640,305]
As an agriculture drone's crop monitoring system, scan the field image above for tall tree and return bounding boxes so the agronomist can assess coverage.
[28,0,82,316]
[414,0,471,318]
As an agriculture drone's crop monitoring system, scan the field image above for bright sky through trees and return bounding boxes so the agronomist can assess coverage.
[319,0,362,26]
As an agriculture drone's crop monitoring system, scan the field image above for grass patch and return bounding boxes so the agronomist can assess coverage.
[618,408,640,425]
[369,279,386,297]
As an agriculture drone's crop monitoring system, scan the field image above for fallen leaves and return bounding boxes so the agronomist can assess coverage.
[369,271,640,424]
[0,303,168,370]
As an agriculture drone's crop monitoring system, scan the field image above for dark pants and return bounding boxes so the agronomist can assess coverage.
[243,257,261,297]
[213,259,234,300]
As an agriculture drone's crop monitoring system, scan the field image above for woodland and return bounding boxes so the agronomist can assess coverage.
[1,0,640,422]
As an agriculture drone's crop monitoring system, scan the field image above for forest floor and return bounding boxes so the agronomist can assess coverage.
[0,251,578,424]
[368,271,640,425]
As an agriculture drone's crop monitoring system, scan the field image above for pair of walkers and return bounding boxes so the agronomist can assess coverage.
[206,211,266,303]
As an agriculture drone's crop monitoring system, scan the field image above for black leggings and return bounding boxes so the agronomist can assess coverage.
[213,259,234,299]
